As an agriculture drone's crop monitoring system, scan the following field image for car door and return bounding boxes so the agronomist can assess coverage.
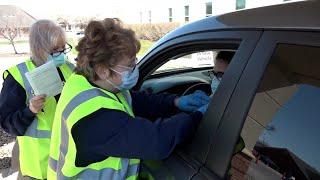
[199,31,320,180]
[135,30,262,179]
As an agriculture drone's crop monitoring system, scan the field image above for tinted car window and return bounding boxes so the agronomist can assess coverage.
[230,44,320,180]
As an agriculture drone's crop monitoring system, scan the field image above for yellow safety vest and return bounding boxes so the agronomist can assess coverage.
[48,73,140,180]
[3,59,74,179]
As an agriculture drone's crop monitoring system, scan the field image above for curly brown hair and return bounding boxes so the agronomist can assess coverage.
[75,18,141,81]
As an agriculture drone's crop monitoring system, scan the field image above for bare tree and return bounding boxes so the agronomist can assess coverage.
[0,25,19,54]
[73,16,96,30]
[56,17,68,30]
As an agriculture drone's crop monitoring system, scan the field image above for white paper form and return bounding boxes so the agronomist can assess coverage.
[25,61,64,97]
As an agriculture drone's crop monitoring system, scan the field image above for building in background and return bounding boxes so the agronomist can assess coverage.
[132,0,299,25]
[0,5,36,37]
[0,0,301,26]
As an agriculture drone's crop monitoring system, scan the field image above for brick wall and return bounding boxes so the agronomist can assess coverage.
[230,152,253,180]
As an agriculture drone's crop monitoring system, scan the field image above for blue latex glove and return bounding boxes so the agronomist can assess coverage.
[176,90,210,112]
[197,104,209,114]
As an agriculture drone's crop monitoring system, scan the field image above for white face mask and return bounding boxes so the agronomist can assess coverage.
[107,65,139,91]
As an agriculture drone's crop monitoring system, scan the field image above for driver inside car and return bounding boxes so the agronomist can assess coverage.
[47,18,210,180]
[211,51,234,94]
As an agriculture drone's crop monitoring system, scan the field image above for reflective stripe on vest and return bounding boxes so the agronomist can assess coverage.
[49,157,138,180]
[49,88,139,179]
[5,60,74,179]
[65,61,75,71]
[16,62,52,138]
[24,117,51,138]
[13,61,75,139]
[16,62,33,102]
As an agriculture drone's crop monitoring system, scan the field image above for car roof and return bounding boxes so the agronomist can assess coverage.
[217,0,320,30]
[156,0,320,46]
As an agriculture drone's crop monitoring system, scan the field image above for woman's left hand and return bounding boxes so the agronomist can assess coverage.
[175,90,210,112]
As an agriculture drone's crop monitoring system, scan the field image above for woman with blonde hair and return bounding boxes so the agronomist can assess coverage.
[48,18,209,179]
[0,19,74,179]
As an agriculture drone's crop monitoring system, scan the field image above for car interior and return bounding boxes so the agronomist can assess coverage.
[136,49,237,179]
[139,49,236,96]
[137,43,320,179]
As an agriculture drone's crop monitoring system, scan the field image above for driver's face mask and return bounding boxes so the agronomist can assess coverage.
[211,72,224,94]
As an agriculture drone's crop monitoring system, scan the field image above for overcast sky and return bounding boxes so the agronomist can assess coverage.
[0,0,179,19]
[1,0,303,23]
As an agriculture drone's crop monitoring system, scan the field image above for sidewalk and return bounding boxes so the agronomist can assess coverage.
[0,43,30,55]
[0,141,17,180]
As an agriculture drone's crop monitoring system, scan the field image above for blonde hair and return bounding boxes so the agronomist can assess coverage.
[29,20,66,66]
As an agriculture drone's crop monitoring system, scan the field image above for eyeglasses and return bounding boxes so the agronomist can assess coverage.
[50,43,72,57]
[117,64,137,73]
[211,71,224,80]
[114,57,138,73]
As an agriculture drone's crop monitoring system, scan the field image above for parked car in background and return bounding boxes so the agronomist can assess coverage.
[134,1,320,179]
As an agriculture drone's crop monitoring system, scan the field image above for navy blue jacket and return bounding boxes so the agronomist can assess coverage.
[0,74,203,167]
[0,73,35,135]
[0,69,64,136]
[71,90,203,167]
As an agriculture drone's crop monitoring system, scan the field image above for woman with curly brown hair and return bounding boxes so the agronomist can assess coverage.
[47,18,209,180]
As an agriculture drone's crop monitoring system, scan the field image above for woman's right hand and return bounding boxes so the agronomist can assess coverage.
[29,95,46,114]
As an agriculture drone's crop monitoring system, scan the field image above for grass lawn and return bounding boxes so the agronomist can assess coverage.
[138,40,154,57]
[67,38,154,58]
[67,38,79,56]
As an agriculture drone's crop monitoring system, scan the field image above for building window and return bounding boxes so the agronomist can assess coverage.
[148,10,152,23]
[236,0,246,10]
[184,5,189,22]
[206,2,212,17]
[169,8,173,22]
[139,11,143,23]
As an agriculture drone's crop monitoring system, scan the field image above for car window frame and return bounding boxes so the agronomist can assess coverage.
[203,30,320,179]
[136,30,262,170]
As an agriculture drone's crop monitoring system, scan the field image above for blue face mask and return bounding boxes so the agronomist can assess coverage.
[107,65,139,91]
[48,53,67,67]
[211,76,221,95]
